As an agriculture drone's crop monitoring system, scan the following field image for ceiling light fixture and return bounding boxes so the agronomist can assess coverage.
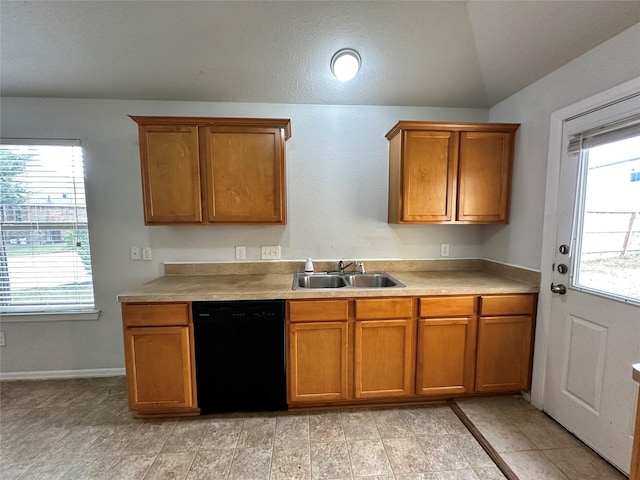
[330,48,361,82]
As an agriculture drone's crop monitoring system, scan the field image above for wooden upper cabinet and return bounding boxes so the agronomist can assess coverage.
[386,121,519,224]
[138,124,202,223]
[131,116,291,225]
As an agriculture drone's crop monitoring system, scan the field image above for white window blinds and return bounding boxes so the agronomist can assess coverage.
[0,140,95,313]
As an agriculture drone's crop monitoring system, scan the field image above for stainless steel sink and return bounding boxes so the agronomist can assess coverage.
[292,272,405,290]
[295,274,348,289]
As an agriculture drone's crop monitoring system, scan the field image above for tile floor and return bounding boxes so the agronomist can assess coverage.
[0,376,626,480]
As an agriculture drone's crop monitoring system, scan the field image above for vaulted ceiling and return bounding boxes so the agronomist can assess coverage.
[1,1,639,108]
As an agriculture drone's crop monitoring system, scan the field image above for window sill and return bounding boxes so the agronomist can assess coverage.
[0,309,101,323]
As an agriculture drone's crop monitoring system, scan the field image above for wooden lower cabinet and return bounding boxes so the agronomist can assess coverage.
[285,293,537,407]
[354,318,414,398]
[416,317,477,395]
[416,296,477,396]
[475,294,536,392]
[354,298,414,399]
[121,303,198,416]
[288,321,349,402]
[287,300,349,403]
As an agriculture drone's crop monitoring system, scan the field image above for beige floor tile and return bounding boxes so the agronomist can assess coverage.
[404,407,448,436]
[500,450,570,480]
[60,455,119,480]
[310,441,352,479]
[372,408,414,438]
[395,474,439,480]
[108,454,156,480]
[274,413,310,445]
[435,469,481,480]
[542,446,627,480]
[270,443,311,480]
[473,466,507,479]
[199,418,243,450]
[451,433,495,469]
[15,461,70,480]
[228,446,272,480]
[382,436,431,474]
[309,411,346,443]
[144,452,195,480]
[120,422,176,456]
[433,407,469,435]
[509,410,582,450]
[341,409,380,441]
[347,439,392,477]
[466,413,536,453]
[161,422,208,453]
[82,425,134,458]
[417,434,470,471]
[237,416,276,448]
[186,449,234,480]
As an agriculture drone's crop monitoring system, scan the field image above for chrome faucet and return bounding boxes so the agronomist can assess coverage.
[338,260,366,274]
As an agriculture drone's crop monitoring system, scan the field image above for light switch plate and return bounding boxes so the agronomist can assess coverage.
[130,247,141,260]
[261,245,281,260]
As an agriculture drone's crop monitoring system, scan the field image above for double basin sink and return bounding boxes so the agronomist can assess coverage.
[292,272,406,290]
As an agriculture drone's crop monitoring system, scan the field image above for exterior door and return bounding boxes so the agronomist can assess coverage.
[544,93,640,473]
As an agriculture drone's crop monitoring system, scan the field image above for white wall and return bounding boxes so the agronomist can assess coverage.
[0,99,487,374]
[484,23,640,270]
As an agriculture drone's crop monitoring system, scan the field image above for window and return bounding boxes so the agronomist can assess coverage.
[0,140,95,314]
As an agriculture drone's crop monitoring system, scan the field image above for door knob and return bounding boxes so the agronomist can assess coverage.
[550,283,567,294]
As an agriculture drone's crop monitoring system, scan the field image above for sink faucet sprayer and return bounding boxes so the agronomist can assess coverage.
[338,260,366,274]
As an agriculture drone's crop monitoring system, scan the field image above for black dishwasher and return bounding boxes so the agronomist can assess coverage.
[192,300,286,414]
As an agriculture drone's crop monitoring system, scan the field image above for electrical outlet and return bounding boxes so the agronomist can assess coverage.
[261,245,281,260]
[235,245,246,260]
[440,243,450,257]
[130,247,141,260]
[0,332,6,347]
[142,247,152,261]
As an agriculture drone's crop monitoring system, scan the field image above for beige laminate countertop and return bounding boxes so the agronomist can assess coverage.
[117,269,539,303]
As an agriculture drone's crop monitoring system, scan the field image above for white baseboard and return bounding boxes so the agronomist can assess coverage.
[0,367,125,381]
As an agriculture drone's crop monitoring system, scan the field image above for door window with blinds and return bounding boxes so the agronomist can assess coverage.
[567,113,640,304]
[0,140,95,313]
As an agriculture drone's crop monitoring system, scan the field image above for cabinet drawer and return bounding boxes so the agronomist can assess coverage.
[355,298,413,319]
[419,296,475,317]
[288,300,349,322]
[480,295,535,316]
[122,303,190,327]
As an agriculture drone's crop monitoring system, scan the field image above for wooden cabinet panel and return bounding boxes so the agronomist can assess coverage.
[354,319,414,398]
[401,130,457,222]
[288,300,349,322]
[288,321,349,402]
[386,121,518,224]
[480,294,535,316]
[122,303,190,327]
[138,125,202,224]
[202,126,285,223]
[475,315,533,392]
[355,298,413,319]
[123,326,196,411]
[457,131,513,222]
[416,317,476,395]
[419,296,475,317]
[131,116,290,225]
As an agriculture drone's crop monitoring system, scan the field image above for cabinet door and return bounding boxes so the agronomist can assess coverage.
[138,125,202,224]
[402,130,458,222]
[123,326,196,411]
[416,317,476,395]
[457,131,514,223]
[201,126,285,224]
[354,319,414,398]
[475,315,533,392]
[288,321,349,402]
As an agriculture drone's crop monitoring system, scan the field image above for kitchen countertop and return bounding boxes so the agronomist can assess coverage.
[118,260,539,302]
